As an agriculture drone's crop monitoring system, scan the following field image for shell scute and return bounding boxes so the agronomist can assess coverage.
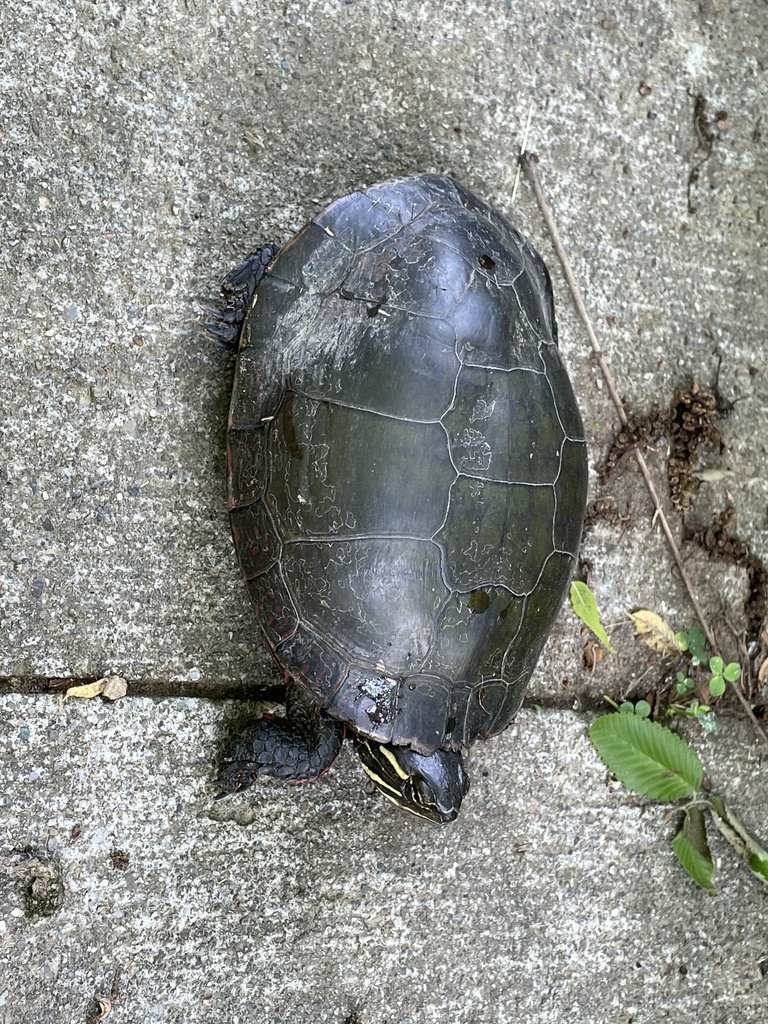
[228,174,588,753]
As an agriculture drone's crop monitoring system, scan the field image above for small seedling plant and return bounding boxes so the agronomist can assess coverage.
[590,706,768,893]
[671,625,742,731]
[627,612,743,731]
[570,586,767,893]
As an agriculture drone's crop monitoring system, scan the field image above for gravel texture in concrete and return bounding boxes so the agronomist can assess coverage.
[2,698,767,1024]
[1,0,767,1021]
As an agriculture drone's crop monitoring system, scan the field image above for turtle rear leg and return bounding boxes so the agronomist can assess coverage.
[205,243,280,348]
[217,687,344,794]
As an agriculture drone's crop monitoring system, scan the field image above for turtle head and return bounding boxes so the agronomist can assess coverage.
[355,739,469,824]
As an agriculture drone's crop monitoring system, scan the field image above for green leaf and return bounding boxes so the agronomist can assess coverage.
[709,656,724,675]
[570,581,614,652]
[709,794,768,887]
[675,631,690,652]
[589,714,703,800]
[635,700,651,719]
[724,662,742,682]
[687,626,707,647]
[695,709,717,732]
[709,676,726,698]
[676,675,694,694]
[681,627,708,664]
[671,805,715,894]
[750,853,768,884]
[619,702,634,714]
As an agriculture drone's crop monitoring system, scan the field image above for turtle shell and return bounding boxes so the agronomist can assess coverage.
[228,174,588,755]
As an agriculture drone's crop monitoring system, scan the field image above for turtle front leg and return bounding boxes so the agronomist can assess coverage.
[205,244,280,348]
[217,688,344,794]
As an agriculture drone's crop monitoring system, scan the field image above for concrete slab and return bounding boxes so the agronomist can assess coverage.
[1,0,767,1021]
[2,698,767,1024]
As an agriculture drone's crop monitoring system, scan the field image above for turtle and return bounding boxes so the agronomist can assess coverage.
[209,173,588,824]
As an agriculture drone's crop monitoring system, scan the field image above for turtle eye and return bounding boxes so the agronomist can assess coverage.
[407,775,435,809]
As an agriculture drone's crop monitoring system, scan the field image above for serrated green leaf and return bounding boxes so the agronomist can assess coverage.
[589,714,703,800]
[570,581,614,652]
[709,794,768,887]
[671,806,715,894]
[724,662,742,682]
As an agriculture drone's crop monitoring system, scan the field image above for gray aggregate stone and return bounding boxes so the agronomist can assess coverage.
[1,0,767,1021]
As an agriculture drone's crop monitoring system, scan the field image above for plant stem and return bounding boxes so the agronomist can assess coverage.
[520,152,768,750]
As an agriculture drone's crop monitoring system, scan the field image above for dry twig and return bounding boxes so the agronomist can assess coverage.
[520,152,768,749]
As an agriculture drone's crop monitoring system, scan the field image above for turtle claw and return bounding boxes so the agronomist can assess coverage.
[205,244,280,349]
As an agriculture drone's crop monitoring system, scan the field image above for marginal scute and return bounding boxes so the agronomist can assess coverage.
[391,674,455,751]
[324,665,399,738]
[244,563,299,649]
[229,499,281,580]
[228,348,283,430]
[276,625,350,704]
[227,428,269,510]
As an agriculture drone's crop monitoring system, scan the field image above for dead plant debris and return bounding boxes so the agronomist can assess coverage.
[599,381,721,514]
[687,93,728,214]
[598,407,667,483]
[684,506,768,646]
[109,850,130,871]
[0,848,63,918]
[667,381,722,513]
[582,497,637,538]
[599,381,767,650]
[84,996,111,1024]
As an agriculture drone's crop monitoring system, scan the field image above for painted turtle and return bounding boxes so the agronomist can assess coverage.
[211,174,588,823]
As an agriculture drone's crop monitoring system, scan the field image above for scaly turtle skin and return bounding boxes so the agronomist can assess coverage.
[212,174,588,823]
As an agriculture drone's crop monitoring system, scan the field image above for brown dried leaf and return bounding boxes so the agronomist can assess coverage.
[583,639,605,671]
[63,680,106,701]
[63,676,127,702]
[630,610,680,657]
